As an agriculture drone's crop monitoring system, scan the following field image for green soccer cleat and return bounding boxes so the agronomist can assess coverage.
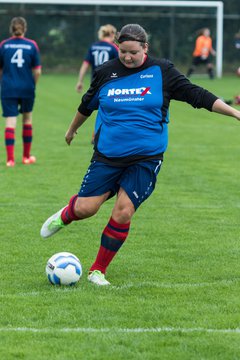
[40,207,66,238]
[88,270,110,286]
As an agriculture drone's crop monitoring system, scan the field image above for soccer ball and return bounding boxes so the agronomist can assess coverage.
[46,252,82,286]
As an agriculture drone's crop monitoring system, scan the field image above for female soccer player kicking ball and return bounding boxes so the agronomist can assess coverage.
[41,24,240,286]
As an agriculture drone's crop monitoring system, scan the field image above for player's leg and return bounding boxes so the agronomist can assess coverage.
[88,187,134,285]
[40,161,120,238]
[21,98,36,164]
[40,193,110,239]
[186,65,195,78]
[88,160,163,285]
[207,62,214,79]
[186,60,196,78]
[186,56,200,78]
[22,112,35,163]
[5,116,17,167]
[2,98,18,166]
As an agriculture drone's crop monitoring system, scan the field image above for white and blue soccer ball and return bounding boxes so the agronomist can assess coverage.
[46,252,82,286]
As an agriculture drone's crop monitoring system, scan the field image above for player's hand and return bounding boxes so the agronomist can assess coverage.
[65,129,77,145]
[76,82,83,93]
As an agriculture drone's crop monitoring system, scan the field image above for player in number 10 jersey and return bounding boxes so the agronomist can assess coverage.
[0,17,41,167]
[76,24,118,144]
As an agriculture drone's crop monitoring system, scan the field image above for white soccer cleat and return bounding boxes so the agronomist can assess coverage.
[88,270,110,286]
[40,207,66,238]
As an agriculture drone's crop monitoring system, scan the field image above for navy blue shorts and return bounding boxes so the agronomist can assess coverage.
[1,97,35,117]
[78,160,162,210]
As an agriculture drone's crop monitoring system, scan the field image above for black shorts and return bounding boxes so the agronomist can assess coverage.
[192,56,211,66]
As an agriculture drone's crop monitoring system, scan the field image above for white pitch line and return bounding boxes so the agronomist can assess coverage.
[111,278,240,290]
[1,278,239,298]
[0,327,240,334]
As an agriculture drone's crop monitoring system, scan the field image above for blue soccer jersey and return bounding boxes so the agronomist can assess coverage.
[84,40,118,77]
[0,36,41,98]
[79,56,218,166]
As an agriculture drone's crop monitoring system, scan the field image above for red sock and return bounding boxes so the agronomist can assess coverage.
[61,194,81,224]
[90,217,130,274]
[22,124,32,158]
[5,127,15,162]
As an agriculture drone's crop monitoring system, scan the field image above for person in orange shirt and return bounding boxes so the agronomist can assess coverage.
[187,28,216,79]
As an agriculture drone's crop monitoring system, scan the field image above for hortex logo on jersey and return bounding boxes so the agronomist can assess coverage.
[107,87,151,97]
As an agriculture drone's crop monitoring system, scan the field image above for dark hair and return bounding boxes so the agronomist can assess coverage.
[196,27,210,37]
[117,24,148,45]
[10,17,27,36]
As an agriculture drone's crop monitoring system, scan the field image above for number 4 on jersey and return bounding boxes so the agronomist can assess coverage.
[11,49,25,67]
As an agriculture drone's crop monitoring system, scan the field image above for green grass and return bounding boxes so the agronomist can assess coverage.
[1,74,240,359]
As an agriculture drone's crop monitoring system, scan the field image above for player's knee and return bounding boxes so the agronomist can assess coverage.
[112,206,134,224]
[74,200,99,219]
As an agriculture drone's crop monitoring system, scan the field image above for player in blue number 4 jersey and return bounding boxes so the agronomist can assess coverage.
[41,24,240,286]
[0,17,41,167]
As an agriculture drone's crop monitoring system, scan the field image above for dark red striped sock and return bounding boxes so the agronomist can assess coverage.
[5,127,15,162]
[90,217,130,274]
[22,124,32,158]
[61,194,81,224]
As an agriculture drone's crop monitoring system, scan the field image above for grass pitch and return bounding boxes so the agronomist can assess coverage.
[1,73,240,359]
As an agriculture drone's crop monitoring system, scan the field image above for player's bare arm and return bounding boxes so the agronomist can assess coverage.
[65,111,88,145]
[212,98,240,121]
